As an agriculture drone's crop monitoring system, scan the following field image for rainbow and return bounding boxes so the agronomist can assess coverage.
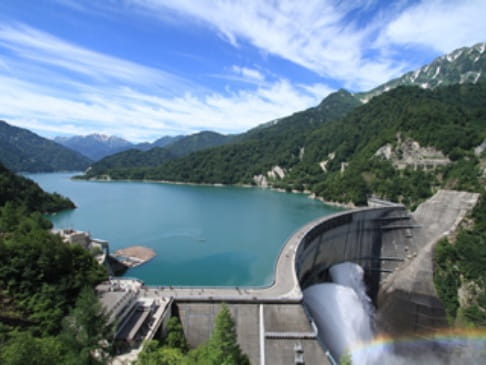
[347,328,486,364]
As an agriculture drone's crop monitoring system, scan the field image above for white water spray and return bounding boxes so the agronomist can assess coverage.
[303,262,383,365]
[303,262,486,365]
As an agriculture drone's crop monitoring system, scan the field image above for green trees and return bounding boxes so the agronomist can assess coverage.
[164,316,188,352]
[206,304,250,365]
[60,287,114,364]
[83,82,486,210]
[0,163,109,364]
[0,289,113,365]
[434,193,486,326]
[0,205,107,336]
[0,162,75,213]
[137,304,249,365]
[0,332,65,365]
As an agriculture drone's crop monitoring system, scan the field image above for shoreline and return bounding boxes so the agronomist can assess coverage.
[79,175,356,209]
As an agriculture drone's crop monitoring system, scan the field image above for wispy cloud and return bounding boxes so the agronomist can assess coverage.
[379,0,486,53]
[121,0,486,90]
[1,1,484,142]
[0,23,192,92]
[0,73,332,142]
[122,0,405,90]
[0,23,332,141]
[231,65,265,82]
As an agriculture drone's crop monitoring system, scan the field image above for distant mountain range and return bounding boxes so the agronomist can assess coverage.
[86,131,234,176]
[83,42,486,209]
[54,134,133,161]
[54,131,227,161]
[0,121,91,172]
[1,42,485,177]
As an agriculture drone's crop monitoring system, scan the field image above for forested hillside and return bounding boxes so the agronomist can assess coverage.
[86,147,175,177]
[86,131,234,176]
[83,83,486,208]
[84,89,361,182]
[434,193,486,327]
[0,121,91,172]
[0,162,74,212]
[285,82,486,206]
[0,164,109,364]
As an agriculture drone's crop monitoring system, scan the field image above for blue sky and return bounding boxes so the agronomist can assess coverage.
[0,0,484,142]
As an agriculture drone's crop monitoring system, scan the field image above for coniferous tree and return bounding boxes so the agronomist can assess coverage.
[206,303,250,365]
[60,287,113,364]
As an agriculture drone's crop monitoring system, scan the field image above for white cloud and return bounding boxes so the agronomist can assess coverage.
[0,65,331,142]
[0,23,193,93]
[126,0,406,90]
[231,65,265,82]
[3,1,483,142]
[122,0,486,90]
[380,0,486,53]
[0,23,337,141]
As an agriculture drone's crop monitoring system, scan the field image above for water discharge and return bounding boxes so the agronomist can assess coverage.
[304,262,486,364]
[304,262,379,364]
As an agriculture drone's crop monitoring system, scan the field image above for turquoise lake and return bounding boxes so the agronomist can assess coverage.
[27,173,340,287]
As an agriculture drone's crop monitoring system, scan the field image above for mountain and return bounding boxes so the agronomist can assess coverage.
[152,135,185,148]
[166,131,233,157]
[54,133,134,161]
[357,42,486,102]
[290,82,486,205]
[82,43,486,207]
[134,135,184,151]
[84,89,361,182]
[85,147,175,177]
[0,121,91,172]
[85,131,234,178]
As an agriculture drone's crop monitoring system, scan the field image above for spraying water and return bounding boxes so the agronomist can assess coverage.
[303,262,383,365]
[303,262,486,364]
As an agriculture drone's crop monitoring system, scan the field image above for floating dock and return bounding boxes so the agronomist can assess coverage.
[112,246,156,268]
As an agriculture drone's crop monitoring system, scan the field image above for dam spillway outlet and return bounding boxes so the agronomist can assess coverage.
[303,262,380,365]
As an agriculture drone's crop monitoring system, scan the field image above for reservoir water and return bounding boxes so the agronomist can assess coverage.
[27,172,340,286]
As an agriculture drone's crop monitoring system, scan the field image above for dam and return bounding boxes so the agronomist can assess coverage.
[103,190,479,364]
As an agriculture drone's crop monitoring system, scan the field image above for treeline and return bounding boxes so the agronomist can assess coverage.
[137,304,249,365]
[434,192,486,327]
[84,89,361,184]
[83,83,486,208]
[0,164,110,364]
[85,131,234,177]
[0,162,75,213]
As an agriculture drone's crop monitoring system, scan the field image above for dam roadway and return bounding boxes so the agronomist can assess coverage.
[143,207,380,303]
[144,205,408,303]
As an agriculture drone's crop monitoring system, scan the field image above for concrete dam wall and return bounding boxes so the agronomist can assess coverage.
[165,191,478,364]
[295,205,411,302]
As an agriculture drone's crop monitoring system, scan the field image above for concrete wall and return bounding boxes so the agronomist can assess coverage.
[295,206,410,301]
